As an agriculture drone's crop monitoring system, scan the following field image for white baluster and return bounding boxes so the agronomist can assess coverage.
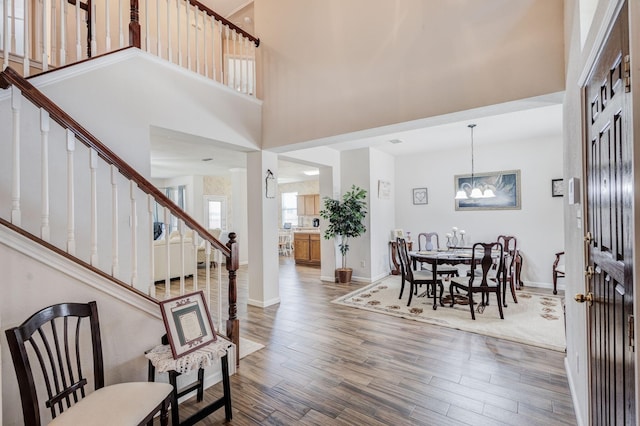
[164,207,170,298]
[215,247,221,331]
[148,195,156,297]
[144,0,149,51]
[90,1,96,55]
[155,0,161,57]
[130,181,138,286]
[75,0,81,60]
[232,30,237,90]
[186,3,191,71]
[9,0,15,53]
[40,109,50,241]
[251,42,256,97]
[205,240,212,323]
[166,0,171,61]
[212,18,217,81]
[179,220,185,295]
[59,0,66,65]
[119,0,124,47]
[23,0,29,76]
[66,130,76,254]
[176,0,181,66]
[195,9,200,74]
[224,25,229,85]
[105,0,111,51]
[111,165,119,276]
[243,37,249,94]
[41,0,49,71]
[192,232,198,291]
[11,86,21,225]
[3,0,9,70]
[203,14,208,78]
[89,149,98,266]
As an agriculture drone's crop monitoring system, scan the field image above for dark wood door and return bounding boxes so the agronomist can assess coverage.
[583,2,635,424]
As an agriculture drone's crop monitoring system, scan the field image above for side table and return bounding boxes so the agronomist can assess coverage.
[146,335,233,426]
[389,240,412,275]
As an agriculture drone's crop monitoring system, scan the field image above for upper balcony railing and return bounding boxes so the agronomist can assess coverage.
[1,0,259,96]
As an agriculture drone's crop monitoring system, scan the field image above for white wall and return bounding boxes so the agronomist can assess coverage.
[369,149,396,281]
[394,134,564,287]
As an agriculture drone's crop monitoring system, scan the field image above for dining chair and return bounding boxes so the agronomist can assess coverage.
[497,235,519,306]
[417,232,459,278]
[396,237,444,308]
[552,251,565,295]
[449,242,504,320]
[5,301,174,425]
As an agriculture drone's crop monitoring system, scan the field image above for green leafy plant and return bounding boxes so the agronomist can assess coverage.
[319,185,368,270]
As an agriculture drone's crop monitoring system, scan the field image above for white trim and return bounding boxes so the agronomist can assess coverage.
[0,225,160,318]
[565,357,586,426]
[247,296,280,308]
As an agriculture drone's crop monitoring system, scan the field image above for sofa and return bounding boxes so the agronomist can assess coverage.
[153,232,197,282]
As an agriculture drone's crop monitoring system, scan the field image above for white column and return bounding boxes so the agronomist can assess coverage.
[246,151,280,308]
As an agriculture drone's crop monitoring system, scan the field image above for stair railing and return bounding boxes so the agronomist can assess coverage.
[1,0,259,96]
[0,65,242,365]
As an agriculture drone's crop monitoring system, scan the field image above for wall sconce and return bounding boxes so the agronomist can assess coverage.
[265,169,276,198]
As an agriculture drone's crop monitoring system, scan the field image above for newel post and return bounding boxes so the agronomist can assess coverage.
[129,0,141,48]
[226,232,240,366]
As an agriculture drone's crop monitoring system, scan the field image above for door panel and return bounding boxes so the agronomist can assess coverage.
[583,2,634,424]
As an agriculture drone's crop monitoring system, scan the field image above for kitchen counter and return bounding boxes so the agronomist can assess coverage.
[293,231,321,266]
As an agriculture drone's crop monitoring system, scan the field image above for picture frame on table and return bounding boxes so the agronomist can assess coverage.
[454,169,521,211]
[391,229,404,241]
[159,290,217,359]
[551,178,564,197]
[412,188,428,205]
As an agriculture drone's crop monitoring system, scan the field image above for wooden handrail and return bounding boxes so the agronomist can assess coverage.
[187,0,260,47]
[0,66,230,256]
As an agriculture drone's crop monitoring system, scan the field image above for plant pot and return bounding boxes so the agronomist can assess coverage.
[335,268,353,284]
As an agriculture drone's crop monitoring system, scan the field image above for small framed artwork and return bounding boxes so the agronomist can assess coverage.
[378,180,391,199]
[412,188,428,205]
[159,290,217,359]
[552,178,564,197]
[391,229,404,241]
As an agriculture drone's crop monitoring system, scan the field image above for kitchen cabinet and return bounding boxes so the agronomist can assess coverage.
[297,194,320,216]
[294,232,321,266]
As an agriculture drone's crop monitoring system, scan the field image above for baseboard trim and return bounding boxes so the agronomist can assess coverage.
[564,356,586,426]
[247,297,281,308]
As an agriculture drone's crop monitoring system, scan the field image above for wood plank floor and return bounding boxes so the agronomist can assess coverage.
[167,258,576,425]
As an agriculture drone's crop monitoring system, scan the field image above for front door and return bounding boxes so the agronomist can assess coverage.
[583,2,635,424]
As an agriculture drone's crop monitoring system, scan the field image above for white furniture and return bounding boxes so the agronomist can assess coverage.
[153,234,197,282]
[197,228,223,266]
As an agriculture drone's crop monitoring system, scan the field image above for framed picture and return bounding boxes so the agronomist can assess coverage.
[159,290,217,359]
[378,180,391,199]
[454,169,521,211]
[412,188,428,205]
[552,178,564,197]
[391,229,404,241]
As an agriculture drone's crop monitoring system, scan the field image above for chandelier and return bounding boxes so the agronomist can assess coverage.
[454,124,496,200]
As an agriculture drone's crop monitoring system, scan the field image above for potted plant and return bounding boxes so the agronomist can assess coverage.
[319,185,368,283]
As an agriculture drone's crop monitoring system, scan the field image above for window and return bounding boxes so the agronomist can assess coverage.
[226,56,255,95]
[165,186,186,234]
[204,195,227,230]
[281,192,298,226]
[0,0,25,56]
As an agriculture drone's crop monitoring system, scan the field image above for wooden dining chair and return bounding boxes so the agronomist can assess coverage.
[449,242,505,320]
[552,251,565,295]
[5,301,174,426]
[417,232,459,278]
[497,235,518,306]
[396,237,444,308]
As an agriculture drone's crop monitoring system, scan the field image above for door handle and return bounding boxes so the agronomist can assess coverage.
[584,232,593,244]
[575,292,594,306]
[585,265,594,279]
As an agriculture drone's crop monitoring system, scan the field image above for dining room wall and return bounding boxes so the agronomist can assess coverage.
[394,134,563,288]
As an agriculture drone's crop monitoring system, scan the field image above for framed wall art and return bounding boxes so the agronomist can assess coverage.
[454,169,521,211]
[159,290,217,359]
[412,188,428,205]
[551,178,564,197]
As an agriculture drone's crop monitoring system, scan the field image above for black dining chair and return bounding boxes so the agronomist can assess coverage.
[449,242,505,320]
[497,235,519,306]
[5,301,174,425]
[396,237,444,309]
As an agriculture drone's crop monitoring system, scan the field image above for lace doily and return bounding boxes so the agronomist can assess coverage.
[145,339,231,374]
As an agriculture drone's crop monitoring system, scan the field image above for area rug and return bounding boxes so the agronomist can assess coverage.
[239,337,264,359]
[332,276,566,352]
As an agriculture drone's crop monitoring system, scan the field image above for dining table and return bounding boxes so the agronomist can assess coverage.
[410,248,502,307]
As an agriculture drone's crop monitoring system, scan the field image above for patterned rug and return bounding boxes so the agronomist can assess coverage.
[332,276,566,351]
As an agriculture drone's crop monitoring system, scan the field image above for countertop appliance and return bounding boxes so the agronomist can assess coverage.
[312,218,320,227]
